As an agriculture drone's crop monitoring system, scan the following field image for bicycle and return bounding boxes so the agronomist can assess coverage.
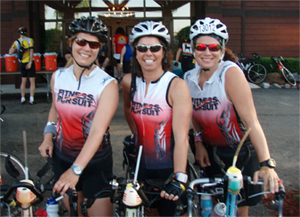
[0,134,78,217]
[270,56,296,86]
[81,135,199,217]
[237,53,267,84]
[186,128,285,217]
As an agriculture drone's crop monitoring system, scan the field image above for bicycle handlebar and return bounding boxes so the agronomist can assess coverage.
[1,182,44,207]
[186,176,285,217]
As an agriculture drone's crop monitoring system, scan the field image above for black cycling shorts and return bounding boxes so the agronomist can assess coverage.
[98,55,106,64]
[21,62,36,78]
[52,153,113,199]
[123,60,131,74]
[205,144,262,207]
[181,56,195,73]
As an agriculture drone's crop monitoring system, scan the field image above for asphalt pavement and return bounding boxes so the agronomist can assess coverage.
[0,83,299,216]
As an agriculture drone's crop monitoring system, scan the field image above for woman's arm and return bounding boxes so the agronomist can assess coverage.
[122,73,136,134]
[169,78,192,174]
[39,71,58,157]
[225,66,280,193]
[120,45,126,65]
[161,77,192,201]
[192,117,211,167]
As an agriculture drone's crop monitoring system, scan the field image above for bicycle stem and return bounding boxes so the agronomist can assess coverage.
[133,145,143,184]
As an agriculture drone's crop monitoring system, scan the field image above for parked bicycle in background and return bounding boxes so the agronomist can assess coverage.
[236,53,267,84]
[270,56,296,86]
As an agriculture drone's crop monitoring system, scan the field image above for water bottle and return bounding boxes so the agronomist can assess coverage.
[46,196,59,217]
[200,194,213,217]
[225,166,243,217]
[210,202,226,217]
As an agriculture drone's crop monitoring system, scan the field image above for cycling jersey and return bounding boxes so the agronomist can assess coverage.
[123,44,133,61]
[113,34,128,54]
[179,41,195,73]
[131,71,177,169]
[53,65,115,161]
[11,37,34,63]
[184,61,250,148]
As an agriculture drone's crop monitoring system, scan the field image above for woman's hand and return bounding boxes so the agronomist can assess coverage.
[53,168,79,195]
[195,143,211,168]
[38,138,54,157]
[253,167,281,196]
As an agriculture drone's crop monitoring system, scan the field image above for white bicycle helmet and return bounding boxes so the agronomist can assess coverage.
[129,21,170,46]
[190,17,228,47]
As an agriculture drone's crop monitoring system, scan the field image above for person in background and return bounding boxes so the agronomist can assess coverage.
[122,21,192,216]
[38,16,119,216]
[9,27,36,104]
[174,38,195,73]
[96,42,109,71]
[184,17,281,217]
[120,41,133,74]
[112,27,128,89]
[64,34,72,63]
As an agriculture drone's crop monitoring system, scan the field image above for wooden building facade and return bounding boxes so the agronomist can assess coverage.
[1,0,299,85]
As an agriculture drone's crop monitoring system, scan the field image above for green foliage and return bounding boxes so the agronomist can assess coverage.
[176,26,190,45]
[174,26,190,59]
[254,57,300,74]
[44,29,63,55]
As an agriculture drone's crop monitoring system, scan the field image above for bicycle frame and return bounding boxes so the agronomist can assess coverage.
[271,56,296,86]
[186,128,285,217]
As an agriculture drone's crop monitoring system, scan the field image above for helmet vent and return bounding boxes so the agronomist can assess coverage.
[134,27,143,33]
[153,24,159,29]
[158,27,166,32]
[216,24,223,29]
[141,24,148,29]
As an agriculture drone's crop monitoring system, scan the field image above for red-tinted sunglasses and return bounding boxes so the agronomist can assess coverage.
[74,37,100,49]
[195,43,222,52]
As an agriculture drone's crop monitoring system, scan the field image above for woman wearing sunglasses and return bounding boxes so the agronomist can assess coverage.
[38,16,118,216]
[184,17,281,216]
[122,21,192,216]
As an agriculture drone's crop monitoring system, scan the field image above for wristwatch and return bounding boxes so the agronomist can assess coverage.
[71,165,83,175]
[175,172,188,184]
[259,158,276,168]
[46,121,56,126]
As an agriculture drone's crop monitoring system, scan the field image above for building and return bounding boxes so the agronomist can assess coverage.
[1,0,299,85]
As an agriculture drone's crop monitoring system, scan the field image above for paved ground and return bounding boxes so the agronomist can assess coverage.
[0,84,299,216]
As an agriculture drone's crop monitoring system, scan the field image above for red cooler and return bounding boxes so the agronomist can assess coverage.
[5,54,18,72]
[34,53,41,71]
[44,52,57,70]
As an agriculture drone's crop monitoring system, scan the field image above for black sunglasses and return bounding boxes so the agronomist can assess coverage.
[195,43,222,52]
[136,44,164,53]
[74,37,100,49]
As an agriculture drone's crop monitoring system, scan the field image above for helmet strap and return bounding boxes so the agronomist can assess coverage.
[71,48,94,70]
[201,59,221,72]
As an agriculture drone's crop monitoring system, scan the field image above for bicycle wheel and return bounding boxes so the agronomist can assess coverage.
[0,152,27,197]
[247,64,267,84]
[282,66,296,86]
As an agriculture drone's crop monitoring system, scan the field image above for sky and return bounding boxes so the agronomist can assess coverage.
[44,1,190,33]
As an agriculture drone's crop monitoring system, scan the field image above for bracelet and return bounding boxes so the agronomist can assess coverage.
[194,135,203,142]
[193,131,202,137]
[43,122,57,136]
